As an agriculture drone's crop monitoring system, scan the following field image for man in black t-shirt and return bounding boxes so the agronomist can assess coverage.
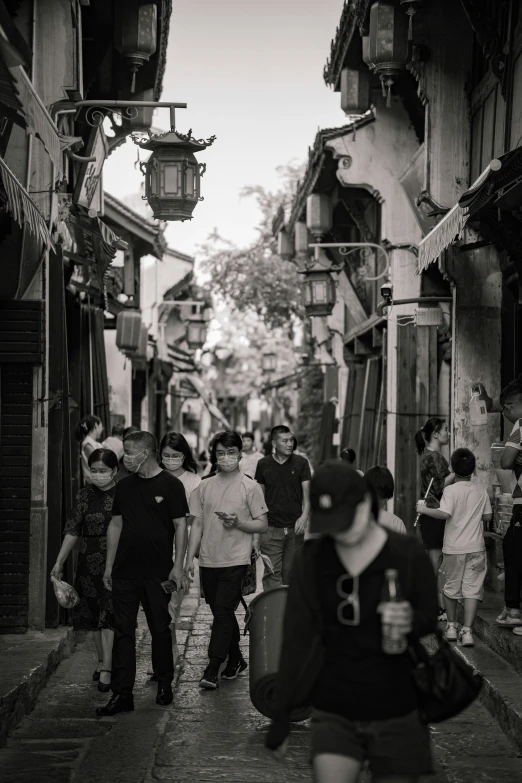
[255,425,311,591]
[96,431,188,716]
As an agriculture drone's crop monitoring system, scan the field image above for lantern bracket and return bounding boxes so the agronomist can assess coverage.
[71,100,188,131]
[307,242,418,282]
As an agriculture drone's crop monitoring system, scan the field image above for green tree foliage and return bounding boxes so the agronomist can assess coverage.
[199,163,305,334]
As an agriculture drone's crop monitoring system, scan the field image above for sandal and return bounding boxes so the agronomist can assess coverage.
[92,660,103,682]
[98,670,112,693]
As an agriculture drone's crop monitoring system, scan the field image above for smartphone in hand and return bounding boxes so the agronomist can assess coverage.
[161,579,177,594]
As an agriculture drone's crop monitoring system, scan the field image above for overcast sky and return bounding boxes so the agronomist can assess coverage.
[104,0,346,259]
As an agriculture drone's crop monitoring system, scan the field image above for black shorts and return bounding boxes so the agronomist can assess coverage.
[310,708,433,777]
[419,514,446,551]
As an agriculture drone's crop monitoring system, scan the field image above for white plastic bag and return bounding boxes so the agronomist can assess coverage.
[51,576,80,609]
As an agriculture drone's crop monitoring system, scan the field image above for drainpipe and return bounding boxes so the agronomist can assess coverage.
[376,296,453,317]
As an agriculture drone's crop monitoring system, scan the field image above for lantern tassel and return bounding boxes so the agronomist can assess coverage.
[130,69,137,94]
[381,78,387,98]
[386,82,392,109]
[407,10,414,41]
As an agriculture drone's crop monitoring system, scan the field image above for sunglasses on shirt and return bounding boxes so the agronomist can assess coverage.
[336,573,360,627]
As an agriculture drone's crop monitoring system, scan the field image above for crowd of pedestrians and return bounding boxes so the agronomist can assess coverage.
[52,380,522,780]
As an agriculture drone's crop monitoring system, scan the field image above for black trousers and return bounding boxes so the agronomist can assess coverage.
[503,507,522,609]
[112,578,173,698]
[200,565,247,663]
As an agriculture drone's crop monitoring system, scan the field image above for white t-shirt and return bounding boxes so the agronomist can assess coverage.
[175,470,202,505]
[189,471,268,568]
[102,436,124,461]
[378,509,407,535]
[240,451,264,479]
[439,481,492,554]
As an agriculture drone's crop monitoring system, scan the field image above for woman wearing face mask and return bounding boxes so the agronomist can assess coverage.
[266,460,438,783]
[51,449,117,690]
[184,431,269,690]
[160,432,201,503]
[75,415,104,486]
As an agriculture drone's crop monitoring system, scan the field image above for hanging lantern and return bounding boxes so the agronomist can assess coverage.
[306,194,332,239]
[114,3,158,94]
[362,36,376,71]
[400,0,423,41]
[136,129,215,221]
[277,229,294,260]
[262,351,277,373]
[116,309,142,354]
[369,0,409,108]
[299,264,336,318]
[186,318,207,349]
[340,66,372,115]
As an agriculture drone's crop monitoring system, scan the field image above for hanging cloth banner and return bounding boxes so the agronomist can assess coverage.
[0,154,53,249]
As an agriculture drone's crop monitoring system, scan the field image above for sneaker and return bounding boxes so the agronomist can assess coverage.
[513,626,522,636]
[199,668,219,690]
[445,623,458,642]
[459,627,474,647]
[496,608,522,627]
[438,607,447,622]
[221,657,248,680]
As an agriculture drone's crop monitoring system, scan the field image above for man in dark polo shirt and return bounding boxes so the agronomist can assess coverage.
[96,430,188,716]
[255,425,311,591]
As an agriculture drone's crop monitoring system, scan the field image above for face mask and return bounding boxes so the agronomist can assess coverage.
[91,473,114,488]
[123,450,146,473]
[163,456,184,471]
[217,455,240,472]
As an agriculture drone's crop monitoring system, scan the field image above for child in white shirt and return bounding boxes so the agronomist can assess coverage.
[416,448,492,647]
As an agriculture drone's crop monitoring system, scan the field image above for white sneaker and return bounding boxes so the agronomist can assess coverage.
[445,623,458,642]
[496,608,522,627]
[438,607,447,622]
[459,627,474,647]
[513,625,522,636]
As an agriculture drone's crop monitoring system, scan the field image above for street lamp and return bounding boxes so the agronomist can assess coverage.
[299,263,337,318]
[186,318,208,350]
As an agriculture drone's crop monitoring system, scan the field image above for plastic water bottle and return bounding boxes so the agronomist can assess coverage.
[469,391,488,426]
[381,569,408,655]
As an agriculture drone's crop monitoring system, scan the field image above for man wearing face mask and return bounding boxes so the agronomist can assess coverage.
[97,431,189,716]
[185,430,268,690]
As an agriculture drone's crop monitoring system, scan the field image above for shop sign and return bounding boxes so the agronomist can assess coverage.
[73,126,108,214]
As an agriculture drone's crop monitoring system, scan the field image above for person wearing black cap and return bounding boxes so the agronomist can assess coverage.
[265,460,438,783]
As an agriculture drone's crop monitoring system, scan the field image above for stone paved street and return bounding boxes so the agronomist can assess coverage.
[2,595,522,783]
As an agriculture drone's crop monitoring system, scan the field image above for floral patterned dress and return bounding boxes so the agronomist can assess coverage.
[64,485,115,631]
[418,450,450,551]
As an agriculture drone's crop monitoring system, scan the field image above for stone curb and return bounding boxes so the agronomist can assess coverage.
[0,627,85,748]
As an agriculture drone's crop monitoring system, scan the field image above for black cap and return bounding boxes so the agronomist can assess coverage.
[309,459,369,535]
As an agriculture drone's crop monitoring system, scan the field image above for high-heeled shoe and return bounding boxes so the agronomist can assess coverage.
[92,661,103,682]
[97,670,112,693]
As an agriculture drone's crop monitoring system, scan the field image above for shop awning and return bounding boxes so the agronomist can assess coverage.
[0,35,64,177]
[185,372,232,429]
[417,162,498,273]
[0,154,53,248]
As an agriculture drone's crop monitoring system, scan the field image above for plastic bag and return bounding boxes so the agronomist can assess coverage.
[51,576,80,609]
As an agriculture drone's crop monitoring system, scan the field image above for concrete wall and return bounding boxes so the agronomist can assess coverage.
[447,246,502,491]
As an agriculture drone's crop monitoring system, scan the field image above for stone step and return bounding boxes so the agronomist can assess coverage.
[454,634,522,754]
[458,590,522,676]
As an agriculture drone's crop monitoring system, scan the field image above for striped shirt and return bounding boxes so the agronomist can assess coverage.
[506,419,522,505]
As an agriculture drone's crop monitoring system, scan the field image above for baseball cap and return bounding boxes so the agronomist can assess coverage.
[309,459,369,535]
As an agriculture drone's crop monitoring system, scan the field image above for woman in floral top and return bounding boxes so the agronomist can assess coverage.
[415,417,455,620]
[51,448,118,691]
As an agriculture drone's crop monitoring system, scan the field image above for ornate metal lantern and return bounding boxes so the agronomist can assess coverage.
[262,351,277,373]
[114,3,158,93]
[186,318,207,350]
[137,129,216,221]
[299,264,336,318]
[368,0,409,107]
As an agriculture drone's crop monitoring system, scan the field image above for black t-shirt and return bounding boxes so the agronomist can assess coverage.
[310,537,418,721]
[254,454,312,528]
[112,470,189,579]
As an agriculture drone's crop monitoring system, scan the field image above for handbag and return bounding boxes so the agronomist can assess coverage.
[411,632,483,723]
[241,551,257,596]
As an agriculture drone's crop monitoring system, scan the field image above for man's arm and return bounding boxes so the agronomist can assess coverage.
[416,503,450,520]
[169,516,187,587]
[237,512,268,534]
[103,515,123,590]
[185,517,204,579]
[501,444,521,470]
[294,480,311,535]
